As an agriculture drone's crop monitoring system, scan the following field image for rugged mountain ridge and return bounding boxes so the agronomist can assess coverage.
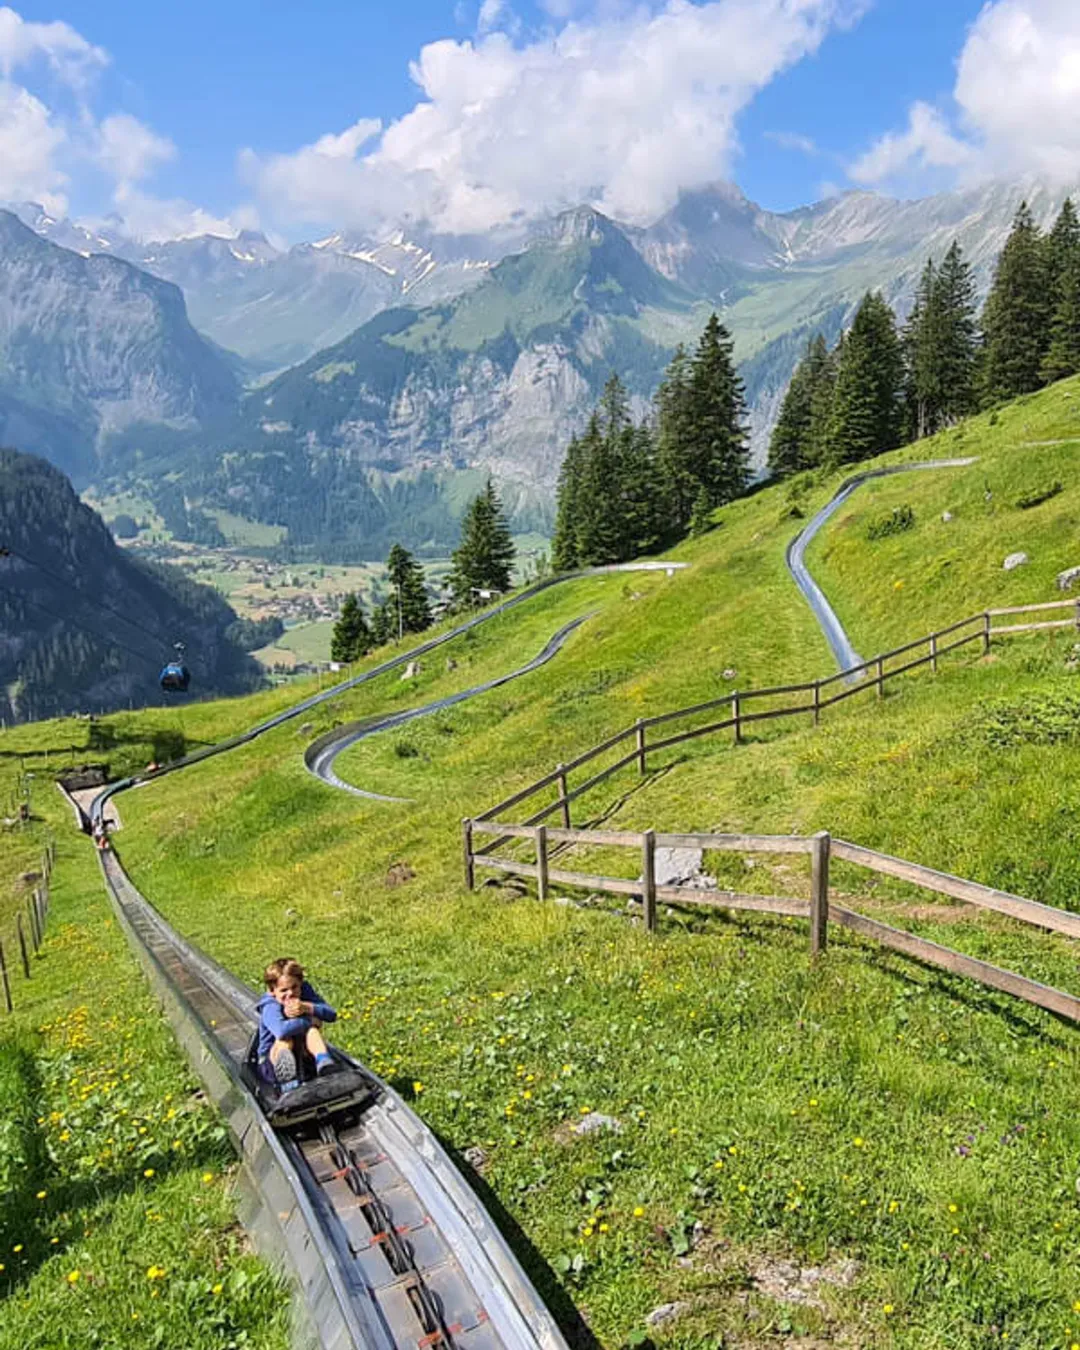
[0,211,239,483]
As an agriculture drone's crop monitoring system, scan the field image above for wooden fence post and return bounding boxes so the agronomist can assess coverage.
[1075,598,1080,633]
[642,829,657,933]
[0,941,10,1012]
[875,657,885,698]
[16,916,30,979]
[26,895,39,951]
[810,831,831,958]
[462,819,475,891]
[982,612,991,654]
[535,826,549,904]
[930,633,938,674]
[812,681,821,726]
[635,719,647,775]
[732,693,742,745]
[556,764,571,828]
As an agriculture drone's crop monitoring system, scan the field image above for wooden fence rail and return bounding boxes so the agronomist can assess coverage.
[477,599,1076,836]
[463,821,1080,1024]
[1,843,53,1014]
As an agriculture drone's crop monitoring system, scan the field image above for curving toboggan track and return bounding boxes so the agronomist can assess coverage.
[82,561,686,1349]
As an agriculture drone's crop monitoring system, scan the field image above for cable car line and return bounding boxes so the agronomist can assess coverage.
[16,591,166,674]
[0,543,186,654]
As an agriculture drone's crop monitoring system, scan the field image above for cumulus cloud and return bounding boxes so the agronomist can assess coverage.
[0,6,106,86]
[95,112,174,183]
[850,0,1080,189]
[105,183,255,241]
[0,80,67,211]
[848,101,970,185]
[245,0,868,237]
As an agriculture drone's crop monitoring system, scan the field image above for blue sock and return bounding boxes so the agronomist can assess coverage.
[315,1052,333,1074]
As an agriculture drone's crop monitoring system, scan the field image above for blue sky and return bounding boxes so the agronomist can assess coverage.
[4,0,1077,239]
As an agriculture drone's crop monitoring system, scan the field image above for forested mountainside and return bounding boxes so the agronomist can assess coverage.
[0,449,261,723]
[5,178,1080,563]
[0,212,239,485]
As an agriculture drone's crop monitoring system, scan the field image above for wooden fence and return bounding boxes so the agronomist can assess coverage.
[473,599,1080,841]
[463,597,1080,1022]
[0,838,55,1013]
[463,823,1080,1022]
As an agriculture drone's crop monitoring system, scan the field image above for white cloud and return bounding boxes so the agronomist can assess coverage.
[0,6,106,86]
[0,79,67,211]
[245,0,868,237]
[106,183,255,241]
[95,112,174,183]
[851,0,1080,189]
[848,101,970,185]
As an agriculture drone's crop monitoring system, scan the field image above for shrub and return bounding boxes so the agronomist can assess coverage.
[394,740,420,759]
[865,504,915,541]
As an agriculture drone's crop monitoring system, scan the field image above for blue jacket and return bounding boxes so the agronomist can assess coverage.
[256,981,336,1058]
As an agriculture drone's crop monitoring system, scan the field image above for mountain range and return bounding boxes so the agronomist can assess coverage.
[2,175,1077,558]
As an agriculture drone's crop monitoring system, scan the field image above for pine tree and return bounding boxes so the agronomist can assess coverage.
[655,344,697,530]
[618,421,668,557]
[685,314,749,504]
[449,480,516,603]
[551,435,584,572]
[688,485,714,536]
[1044,198,1080,299]
[904,258,945,440]
[980,202,1051,405]
[575,413,625,564]
[935,241,978,425]
[330,592,372,662]
[804,335,838,467]
[827,293,904,465]
[1041,260,1080,384]
[385,543,431,636]
[370,599,394,646]
[768,337,818,478]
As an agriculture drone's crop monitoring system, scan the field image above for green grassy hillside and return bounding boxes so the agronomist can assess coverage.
[5,376,1080,1348]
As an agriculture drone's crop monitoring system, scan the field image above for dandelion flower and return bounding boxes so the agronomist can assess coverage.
[202,1172,214,1184]
[413,1082,424,1095]
[36,1191,46,1200]
[212,1283,223,1295]
[853,1137,864,1148]
[143,1168,155,1178]
[883,1303,895,1315]
[948,1203,958,1214]
[67,1270,79,1284]
[599,1223,609,1233]
[633,1206,645,1218]
[13,1245,23,1253]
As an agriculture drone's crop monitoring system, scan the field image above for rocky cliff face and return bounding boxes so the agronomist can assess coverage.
[0,211,238,482]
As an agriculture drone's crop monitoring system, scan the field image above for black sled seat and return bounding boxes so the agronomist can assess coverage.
[241,1036,379,1128]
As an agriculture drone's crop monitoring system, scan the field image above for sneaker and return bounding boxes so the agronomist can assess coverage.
[272,1046,298,1088]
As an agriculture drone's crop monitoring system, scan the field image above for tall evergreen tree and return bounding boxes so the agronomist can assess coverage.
[575,413,625,564]
[935,241,979,424]
[1041,261,1080,384]
[551,434,584,571]
[768,335,824,477]
[655,344,696,530]
[385,543,431,637]
[904,258,944,440]
[980,202,1051,405]
[619,421,669,556]
[449,480,516,602]
[330,592,372,662]
[1044,198,1080,298]
[804,335,839,467]
[685,313,749,504]
[827,293,904,465]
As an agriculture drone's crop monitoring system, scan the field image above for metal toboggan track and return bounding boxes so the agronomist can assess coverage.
[94,841,566,1350]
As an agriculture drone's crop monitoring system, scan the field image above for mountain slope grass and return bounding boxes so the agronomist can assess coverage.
[6,376,1080,1347]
